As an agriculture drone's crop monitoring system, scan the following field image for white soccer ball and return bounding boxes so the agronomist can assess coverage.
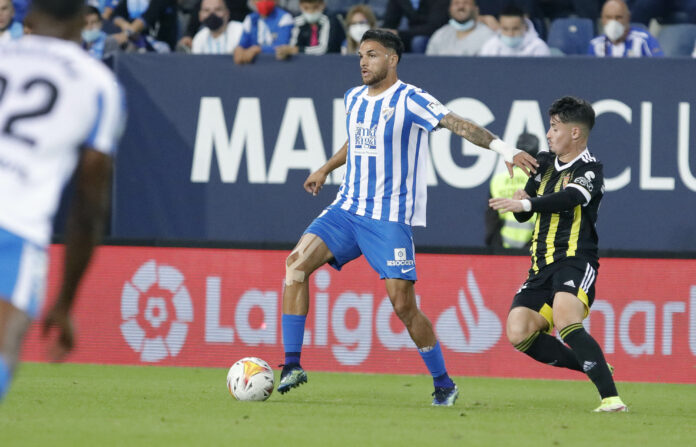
[226,357,275,401]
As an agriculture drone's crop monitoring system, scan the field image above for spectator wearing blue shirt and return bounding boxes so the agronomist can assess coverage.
[234,0,294,64]
[82,5,122,60]
[589,0,663,57]
[0,0,22,42]
[10,0,28,23]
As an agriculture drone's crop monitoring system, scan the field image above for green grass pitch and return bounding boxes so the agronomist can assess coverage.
[1,363,694,446]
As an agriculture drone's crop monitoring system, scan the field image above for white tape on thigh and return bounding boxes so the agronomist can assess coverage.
[285,236,323,285]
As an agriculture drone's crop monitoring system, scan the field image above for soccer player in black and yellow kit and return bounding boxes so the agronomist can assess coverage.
[489,96,627,412]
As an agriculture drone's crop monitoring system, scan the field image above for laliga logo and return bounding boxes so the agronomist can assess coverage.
[120,260,194,362]
[435,270,502,353]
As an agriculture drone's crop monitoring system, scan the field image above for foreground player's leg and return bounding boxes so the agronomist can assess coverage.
[279,234,333,394]
[385,279,457,406]
[0,300,32,401]
[507,307,582,371]
[554,292,627,412]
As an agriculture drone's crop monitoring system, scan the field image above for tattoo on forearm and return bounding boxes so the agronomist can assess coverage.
[441,114,495,148]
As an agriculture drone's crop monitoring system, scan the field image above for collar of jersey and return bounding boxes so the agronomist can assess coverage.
[362,80,403,101]
[554,147,589,171]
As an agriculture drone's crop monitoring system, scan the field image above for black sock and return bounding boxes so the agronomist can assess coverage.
[560,323,618,399]
[515,331,583,372]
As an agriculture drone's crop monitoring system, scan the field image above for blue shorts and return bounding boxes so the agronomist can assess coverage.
[0,227,47,319]
[304,206,417,280]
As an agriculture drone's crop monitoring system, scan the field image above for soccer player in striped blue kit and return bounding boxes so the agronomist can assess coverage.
[279,29,537,405]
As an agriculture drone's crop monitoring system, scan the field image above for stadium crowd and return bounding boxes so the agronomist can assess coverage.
[2,0,696,59]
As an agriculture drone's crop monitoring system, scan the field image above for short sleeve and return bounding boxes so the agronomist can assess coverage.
[567,162,604,204]
[405,90,450,132]
[84,76,127,156]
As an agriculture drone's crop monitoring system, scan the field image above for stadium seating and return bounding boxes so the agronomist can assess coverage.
[546,17,594,55]
[657,24,696,56]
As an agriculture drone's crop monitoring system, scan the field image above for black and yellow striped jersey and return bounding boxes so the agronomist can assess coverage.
[521,149,604,275]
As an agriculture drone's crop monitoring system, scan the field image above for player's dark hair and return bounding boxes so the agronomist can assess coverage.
[30,0,85,19]
[549,96,595,130]
[360,29,404,62]
[85,5,102,20]
[500,3,525,18]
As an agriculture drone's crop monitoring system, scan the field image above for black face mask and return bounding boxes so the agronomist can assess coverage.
[202,13,224,31]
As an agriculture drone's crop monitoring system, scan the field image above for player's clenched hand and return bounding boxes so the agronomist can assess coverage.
[489,197,525,213]
[304,170,328,196]
[41,302,75,362]
[509,151,538,178]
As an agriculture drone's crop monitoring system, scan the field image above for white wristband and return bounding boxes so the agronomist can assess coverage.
[489,139,522,163]
[521,199,532,212]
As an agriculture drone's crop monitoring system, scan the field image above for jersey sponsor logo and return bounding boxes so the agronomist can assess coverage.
[534,174,541,183]
[582,360,597,372]
[436,270,502,353]
[401,267,415,274]
[120,260,194,362]
[573,176,594,192]
[564,279,576,287]
[426,101,447,116]
[353,124,378,156]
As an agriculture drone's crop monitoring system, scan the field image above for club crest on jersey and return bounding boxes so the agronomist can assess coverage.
[562,174,571,188]
[381,107,394,122]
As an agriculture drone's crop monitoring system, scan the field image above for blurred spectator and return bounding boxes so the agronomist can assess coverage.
[90,0,120,20]
[82,5,123,59]
[626,0,696,26]
[192,0,244,54]
[341,4,377,54]
[112,0,179,51]
[0,0,22,42]
[234,0,294,64]
[480,4,550,56]
[180,0,250,50]
[382,0,449,52]
[485,132,539,249]
[517,0,601,21]
[426,0,494,56]
[276,0,342,59]
[325,0,387,19]
[589,0,663,56]
[10,0,28,23]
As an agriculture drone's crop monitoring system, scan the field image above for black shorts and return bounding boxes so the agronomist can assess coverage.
[511,258,598,330]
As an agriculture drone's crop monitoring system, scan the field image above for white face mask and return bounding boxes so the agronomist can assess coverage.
[349,23,369,42]
[604,19,625,42]
[303,11,322,24]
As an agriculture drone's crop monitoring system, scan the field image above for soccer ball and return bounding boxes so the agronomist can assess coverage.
[226,357,275,401]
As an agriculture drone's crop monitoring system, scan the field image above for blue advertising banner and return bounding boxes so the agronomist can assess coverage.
[112,53,696,251]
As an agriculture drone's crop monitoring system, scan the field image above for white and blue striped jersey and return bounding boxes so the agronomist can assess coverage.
[0,35,126,246]
[331,80,449,227]
[588,27,664,57]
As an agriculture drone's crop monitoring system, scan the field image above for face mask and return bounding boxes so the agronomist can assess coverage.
[449,18,475,32]
[501,34,523,48]
[604,19,625,42]
[82,28,102,43]
[203,13,224,31]
[349,23,369,42]
[302,11,322,24]
[256,0,275,17]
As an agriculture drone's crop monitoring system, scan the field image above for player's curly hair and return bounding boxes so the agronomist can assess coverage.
[549,96,595,130]
[360,29,404,62]
[31,0,85,19]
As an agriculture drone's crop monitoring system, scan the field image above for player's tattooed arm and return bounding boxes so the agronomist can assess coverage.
[439,112,496,148]
[304,140,348,196]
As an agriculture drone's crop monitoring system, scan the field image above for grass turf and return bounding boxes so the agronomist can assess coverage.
[1,363,694,446]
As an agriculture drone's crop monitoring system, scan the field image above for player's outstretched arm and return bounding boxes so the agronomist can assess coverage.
[439,112,538,177]
[489,188,585,214]
[304,140,348,196]
[41,148,113,361]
